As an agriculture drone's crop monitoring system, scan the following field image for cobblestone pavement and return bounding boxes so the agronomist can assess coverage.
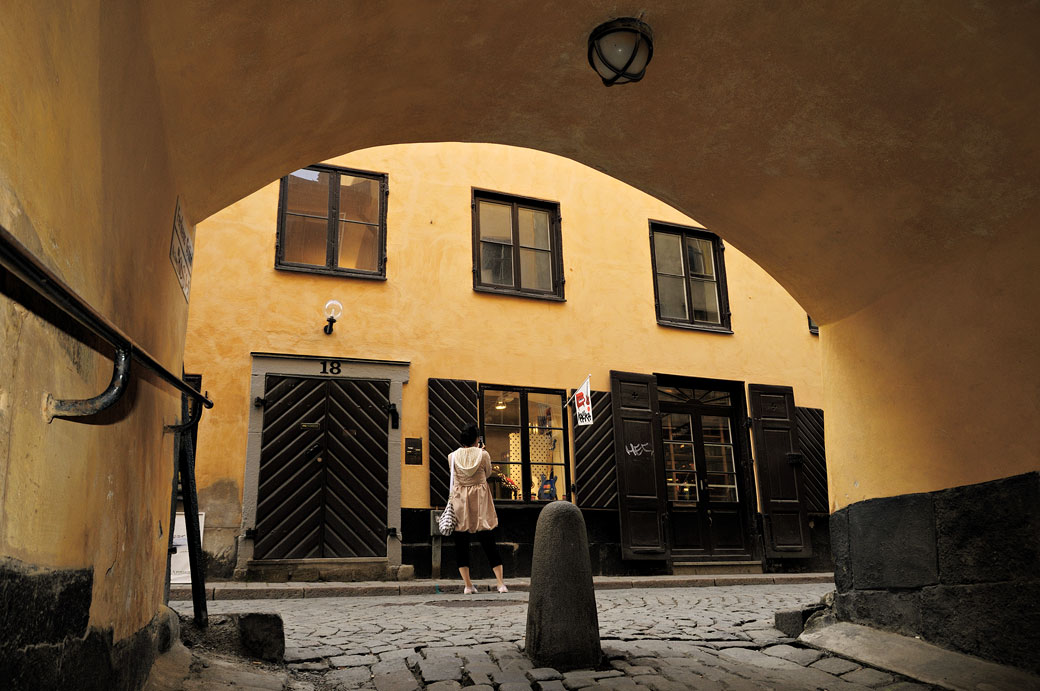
[173,585,933,690]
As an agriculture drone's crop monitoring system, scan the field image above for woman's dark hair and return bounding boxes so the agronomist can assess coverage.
[459,424,480,447]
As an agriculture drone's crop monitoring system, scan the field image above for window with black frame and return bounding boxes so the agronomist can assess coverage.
[276,164,387,278]
[472,190,564,300]
[650,222,732,332]
[480,386,569,502]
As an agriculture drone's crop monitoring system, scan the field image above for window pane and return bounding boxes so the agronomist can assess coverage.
[701,416,732,445]
[483,390,520,425]
[686,236,715,279]
[667,472,699,503]
[338,175,380,224]
[479,201,513,243]
[661,413,693,442]
[518,208,550,249]
[282,214,328,266]
[664,443,695,474]
[531,464,566,501]
[653,232,683,275]
[658,387,732,406]
[709,485,738,503]
[520,248,552,292]
[484,427,521,501]
[528,393,563,431]
[528,427,562,464]
[285,169,330,217]
[690,278,721,323]
[481,242,514,286]
[705,445,735,473]
[336,221,379,271]
[657,275,688,320]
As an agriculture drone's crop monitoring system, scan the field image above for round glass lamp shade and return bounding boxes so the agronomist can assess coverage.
[588,18,654,86]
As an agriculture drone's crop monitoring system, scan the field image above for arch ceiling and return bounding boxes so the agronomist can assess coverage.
[143,1,1040,323]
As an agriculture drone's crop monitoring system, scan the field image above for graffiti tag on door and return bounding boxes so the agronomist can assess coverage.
[625,442,652,458]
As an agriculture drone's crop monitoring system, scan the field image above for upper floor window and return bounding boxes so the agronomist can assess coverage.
[650,222,732,332]
[276,164,387,278]
[472,190,564,300]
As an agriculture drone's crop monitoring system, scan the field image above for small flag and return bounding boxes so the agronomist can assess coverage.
[574,375,593,426]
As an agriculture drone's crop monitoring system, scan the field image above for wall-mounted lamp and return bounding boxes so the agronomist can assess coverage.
[588,17,654,86]
[323,299,343,335]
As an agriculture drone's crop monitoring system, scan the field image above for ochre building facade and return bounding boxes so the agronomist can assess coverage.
[184,143,828,580]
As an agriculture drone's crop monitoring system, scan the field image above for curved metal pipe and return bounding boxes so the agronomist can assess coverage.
[1,224,213,412]
[165,391,207,433]
[45,348,131,422]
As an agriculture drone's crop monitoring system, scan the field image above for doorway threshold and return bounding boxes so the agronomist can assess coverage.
[243,557,390,583]
[672,560,764,575]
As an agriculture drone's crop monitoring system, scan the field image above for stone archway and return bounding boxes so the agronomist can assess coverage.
[1,0,1037,679]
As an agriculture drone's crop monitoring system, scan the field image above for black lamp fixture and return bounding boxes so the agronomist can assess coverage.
[323,299,343,335]
[588,17,654,86]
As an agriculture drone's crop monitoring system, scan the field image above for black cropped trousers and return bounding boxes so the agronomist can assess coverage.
[453,528,502,569]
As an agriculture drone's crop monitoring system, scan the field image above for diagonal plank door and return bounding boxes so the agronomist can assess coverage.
[255,375,390,560]
[324,379,389,558]
[255,376,328,559]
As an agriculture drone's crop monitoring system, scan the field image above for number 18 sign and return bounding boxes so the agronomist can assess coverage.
[574,375,593,426]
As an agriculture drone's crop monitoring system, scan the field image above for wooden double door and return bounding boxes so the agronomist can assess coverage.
[254,375,390,560]
[611,372,813,562]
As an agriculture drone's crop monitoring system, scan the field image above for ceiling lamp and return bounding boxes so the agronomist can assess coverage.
[588,17,654,86]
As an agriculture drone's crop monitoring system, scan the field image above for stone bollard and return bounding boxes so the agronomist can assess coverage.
[526,501,601,670]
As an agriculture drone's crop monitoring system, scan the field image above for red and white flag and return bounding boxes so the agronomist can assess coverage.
[574,375,593,426]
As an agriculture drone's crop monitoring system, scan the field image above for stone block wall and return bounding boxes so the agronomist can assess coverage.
[830,472,1040,673]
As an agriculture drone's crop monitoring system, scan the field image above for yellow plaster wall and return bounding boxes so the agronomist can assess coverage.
[185,143,823,527]
[823,223,1040,510]
[0,3,191,641]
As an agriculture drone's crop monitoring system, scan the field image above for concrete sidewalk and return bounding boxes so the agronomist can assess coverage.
[170,572,833,601]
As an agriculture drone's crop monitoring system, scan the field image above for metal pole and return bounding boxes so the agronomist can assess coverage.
[178,428,208,627]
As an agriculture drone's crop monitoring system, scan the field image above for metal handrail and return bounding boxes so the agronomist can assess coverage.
[0,223,214,413]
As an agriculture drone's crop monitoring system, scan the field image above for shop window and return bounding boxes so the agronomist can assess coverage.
[650,222,732,332]
[479,385,570,502]
[276,164,387,278]
[472,190,564,300]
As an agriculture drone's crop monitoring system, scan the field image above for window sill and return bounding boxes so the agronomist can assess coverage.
[473,285,565,302]
[275,263,387,281]
[656,320,733,335]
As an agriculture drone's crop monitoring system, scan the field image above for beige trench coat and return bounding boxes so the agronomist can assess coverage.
[448,447,499,533]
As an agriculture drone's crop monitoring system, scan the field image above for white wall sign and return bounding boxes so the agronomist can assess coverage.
[169,198,195,302]
[170,511,205,584]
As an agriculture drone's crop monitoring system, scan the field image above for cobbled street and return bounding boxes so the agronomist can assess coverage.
[174,584,933,690]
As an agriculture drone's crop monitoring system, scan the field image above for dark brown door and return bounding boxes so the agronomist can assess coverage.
[255,376,390,559]
[658,381,752,559]
[611,371,670,560]
[749,384,812,558]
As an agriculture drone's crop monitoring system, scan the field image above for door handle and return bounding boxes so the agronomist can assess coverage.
[316,457,323,464]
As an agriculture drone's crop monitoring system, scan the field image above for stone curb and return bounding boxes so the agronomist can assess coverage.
[169,573,833,601]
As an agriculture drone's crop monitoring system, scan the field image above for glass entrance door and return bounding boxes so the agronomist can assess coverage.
[658,383,751,558]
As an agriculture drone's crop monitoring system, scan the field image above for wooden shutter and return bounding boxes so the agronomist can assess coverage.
[749,384,812,558]
[427,378,478,506]
[794,407,828,515]
[572,390,617,508]
[610,371,670,560]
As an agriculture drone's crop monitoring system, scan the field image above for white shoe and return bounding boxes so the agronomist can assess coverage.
[464,586,476,594]
[497,584,509,593]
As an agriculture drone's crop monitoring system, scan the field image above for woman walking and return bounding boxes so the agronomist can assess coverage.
[449,424,508,593]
